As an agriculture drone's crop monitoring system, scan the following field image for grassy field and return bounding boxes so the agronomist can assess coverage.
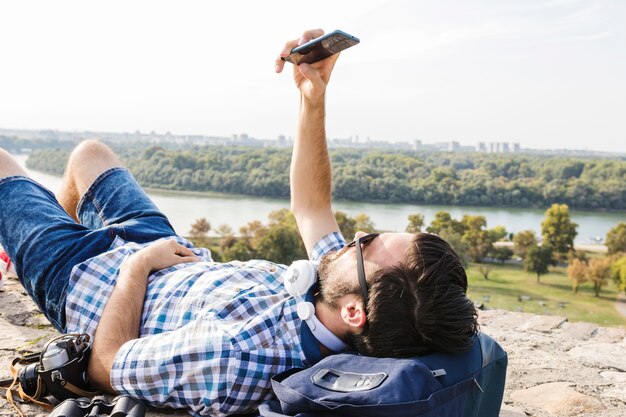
[466,262,626,327]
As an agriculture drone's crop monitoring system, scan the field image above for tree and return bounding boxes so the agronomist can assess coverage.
[427,211,465,236]
[567,248,588,263]
[405,213,425,234]
[267,208,297,227]
[226,220,267,261]
[221,238,256,262]
[460,215,493,263]
[25,145,626,211]
[513,230,537,260]
[188,217,211,238]
[335,211,356,239]
[477,265,492,280]
[566,258,588,294]
[610,255,626,292]
[487,225,508,242]
[240,220,265,242]
[218,221,256,262]
[353,213,377,234]
[490,246,513,263]
[541,204,578,260]
[255,209,307,264]
[524,245,553,282]
[588,257,612,297]
[438,227,470,267]
[256,223,307,264]
[215,224,234,238]
[606,222,626,254]
[219,209,308,264]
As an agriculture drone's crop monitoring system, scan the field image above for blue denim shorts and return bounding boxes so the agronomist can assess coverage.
[0,168,176,331]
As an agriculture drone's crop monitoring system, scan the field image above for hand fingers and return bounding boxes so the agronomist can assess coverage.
[280,28,325,56]
[167,244,199,266]
[275,28,325,73]
[298,50,340,87]
[275,55,286,73]
[173,256,199,265]
[159,241,199,263]
[298,28,325,46]
[173,243,197,258]
[319,51,340,71]
[275,39,301,73]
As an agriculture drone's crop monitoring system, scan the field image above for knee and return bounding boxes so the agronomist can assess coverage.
[70,139,111,161]
[0,148,11,161]
[0,148,27,178]
[65,140,122,190]
[68,140,120,170]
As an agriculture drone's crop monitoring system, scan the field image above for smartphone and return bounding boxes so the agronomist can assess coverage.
[282,30,360,65]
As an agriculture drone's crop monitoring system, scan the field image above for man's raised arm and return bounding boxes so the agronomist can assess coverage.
[276,29,342,255]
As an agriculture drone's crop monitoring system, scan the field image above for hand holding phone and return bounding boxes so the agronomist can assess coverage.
[282,30,360,65]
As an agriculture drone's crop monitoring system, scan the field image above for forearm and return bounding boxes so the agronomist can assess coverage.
[86,240,197,392]
[88,261,148,392]
[291,94,331,214]
[290,93,340,252]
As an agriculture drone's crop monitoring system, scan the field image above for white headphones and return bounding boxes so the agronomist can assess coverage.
[283,260,349,352]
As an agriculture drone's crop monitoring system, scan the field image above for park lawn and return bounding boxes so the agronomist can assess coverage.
[466,262,626,327]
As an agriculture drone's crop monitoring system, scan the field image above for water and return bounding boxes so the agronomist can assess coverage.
[14,155,624,244]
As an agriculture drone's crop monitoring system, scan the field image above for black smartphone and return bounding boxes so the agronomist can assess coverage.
[282,30,360,65]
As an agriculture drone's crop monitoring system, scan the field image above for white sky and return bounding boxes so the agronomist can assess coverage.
[1,0,625,152]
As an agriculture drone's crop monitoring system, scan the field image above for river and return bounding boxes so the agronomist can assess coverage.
[13,155,624,244]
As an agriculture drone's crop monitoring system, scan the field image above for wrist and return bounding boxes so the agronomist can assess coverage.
[120,255,150,283]
[300,91,325,109]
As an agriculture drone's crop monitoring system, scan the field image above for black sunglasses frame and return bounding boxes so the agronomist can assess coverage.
[346,233,380,312]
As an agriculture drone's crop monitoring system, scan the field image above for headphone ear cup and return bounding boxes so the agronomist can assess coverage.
[284,260,317,297]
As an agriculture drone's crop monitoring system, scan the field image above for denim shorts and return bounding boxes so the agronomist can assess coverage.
[0,168,177,331]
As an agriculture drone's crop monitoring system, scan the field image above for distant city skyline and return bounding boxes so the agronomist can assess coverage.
[4,126,621,157]
[1,0,625,153]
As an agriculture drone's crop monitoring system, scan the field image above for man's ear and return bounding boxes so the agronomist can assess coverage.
[340,299,366,331]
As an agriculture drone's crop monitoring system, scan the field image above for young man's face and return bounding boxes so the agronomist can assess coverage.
[317,231,414,307]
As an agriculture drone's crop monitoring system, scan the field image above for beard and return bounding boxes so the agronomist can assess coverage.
[316,246,360,308]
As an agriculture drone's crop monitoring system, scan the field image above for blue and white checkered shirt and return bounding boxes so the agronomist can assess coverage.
[65,232,346,417]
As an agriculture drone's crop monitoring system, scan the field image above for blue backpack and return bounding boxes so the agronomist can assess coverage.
[258,333,507,417]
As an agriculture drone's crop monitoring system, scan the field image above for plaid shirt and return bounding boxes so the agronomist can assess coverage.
[65,232,346,417]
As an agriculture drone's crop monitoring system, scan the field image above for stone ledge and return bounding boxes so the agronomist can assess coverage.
[511,382,604,416]
[479,309,626,417]
[1,277,625,417]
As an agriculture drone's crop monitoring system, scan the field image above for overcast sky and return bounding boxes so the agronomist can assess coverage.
[1,0,625,152]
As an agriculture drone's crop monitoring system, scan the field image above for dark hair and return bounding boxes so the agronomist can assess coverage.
[346,233,478,357]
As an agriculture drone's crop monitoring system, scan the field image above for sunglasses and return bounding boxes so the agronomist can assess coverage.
[346,233,380,312]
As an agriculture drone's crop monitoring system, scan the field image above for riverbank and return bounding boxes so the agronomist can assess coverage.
[495,241,608,254]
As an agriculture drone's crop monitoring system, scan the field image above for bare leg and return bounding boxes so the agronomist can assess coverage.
[57,140,123,222]
[0,148,29,178]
